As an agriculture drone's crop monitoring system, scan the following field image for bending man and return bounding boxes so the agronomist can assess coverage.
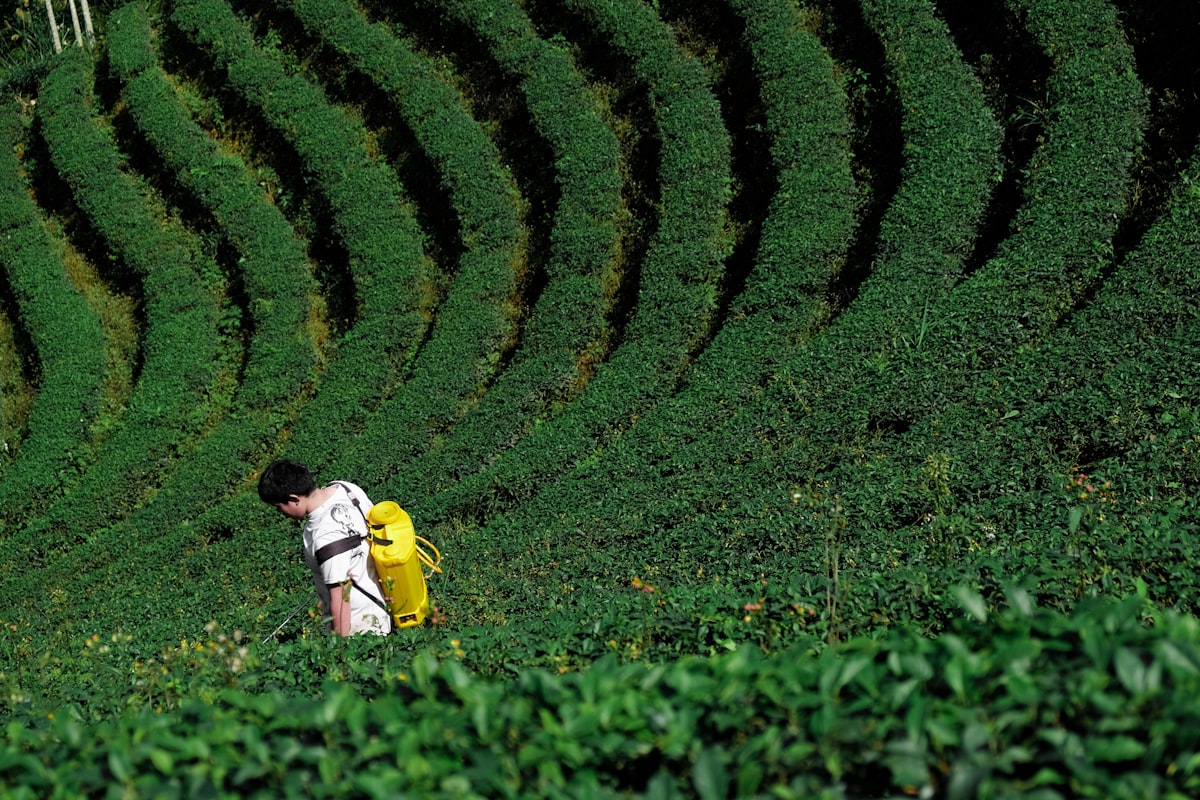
[258,460,392,636]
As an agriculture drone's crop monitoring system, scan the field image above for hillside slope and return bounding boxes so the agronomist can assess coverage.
[0,0,1198,794]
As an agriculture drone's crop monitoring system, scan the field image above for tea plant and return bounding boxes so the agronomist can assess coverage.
[0,0,1198,794]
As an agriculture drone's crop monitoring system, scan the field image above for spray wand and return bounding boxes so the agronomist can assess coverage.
[261,591,316,644]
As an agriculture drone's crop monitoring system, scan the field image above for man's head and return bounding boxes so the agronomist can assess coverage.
[258,460,317,519]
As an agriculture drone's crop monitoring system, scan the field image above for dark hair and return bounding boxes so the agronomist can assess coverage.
[258,460,317,504]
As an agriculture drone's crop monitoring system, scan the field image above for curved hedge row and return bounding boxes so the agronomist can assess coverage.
[274,0,527,486]
[723,0,858,321]
[367,0,622,501]
[832,129,1200,589]
[540,0,857,493]
[422,0,733,521]
[907,0,1147,376]
[445,0,1003,591]
[710,127,1200,642]
[19,2,327,640]
[761,0,1150,527]
[546,0,1145,561]
[168,0,437,469]
[0,99,107,515]
[105,1,318,524]
[20,47,225,539]
[483,0,1151,634]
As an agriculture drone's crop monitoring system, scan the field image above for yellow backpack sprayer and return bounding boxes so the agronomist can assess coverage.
[365,500,442,629]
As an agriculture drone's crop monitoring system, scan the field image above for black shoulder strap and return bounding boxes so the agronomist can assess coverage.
[316,540,391,617]
[314,534,363,565]
[331,480,393,546]
[350,579,391,615]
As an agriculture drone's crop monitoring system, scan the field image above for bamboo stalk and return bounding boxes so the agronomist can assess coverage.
[79,0,95,48]
[43,0,62,53]
[66,0,83,47]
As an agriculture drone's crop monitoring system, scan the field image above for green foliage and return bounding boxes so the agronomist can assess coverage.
[169,0,438,468]
[0,98,106,509]
[483,0,1153,645]
[7,596,1200,797]
[277,0,528,487]
[103,1,317,518]
[5,46,226,536]
[421,0,735,521]
[441,0,1003,643]
[356,0,624,502]
[0,0,1198,794]
[0,2,332,667]
[471,0,861,540]
[916,0,1146,367]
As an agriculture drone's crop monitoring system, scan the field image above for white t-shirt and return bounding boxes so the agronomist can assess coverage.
[302,481,391,636]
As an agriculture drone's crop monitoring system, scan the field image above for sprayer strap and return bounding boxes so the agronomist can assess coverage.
[330,482,403,546]
[332,481,369,523]
[314,534,364,565]
[316,482,391,556]
[349,579,390,615]
[316,534,391,617]
[325,575,390,616]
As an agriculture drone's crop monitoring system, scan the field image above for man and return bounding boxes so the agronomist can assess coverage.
[258,460,392,636]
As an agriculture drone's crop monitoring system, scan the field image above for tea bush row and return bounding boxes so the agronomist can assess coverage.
[542,124,1200,652]
[817,135,1200,608]
[750,0,1151,535]
[105,1,318,529]
[503,0,860,516]
[9,47,225,545]
[15,490,305,684]
[370,0,623,502]
[7,596,1200,798]
[0,101,107,515]
[511,0,1146,602]
[577,0,1167,640]
[5,1,327,634]
[419,0,734,521]
[723,0,857,319]
[168,0,438,462]
[902,0,1146,381]
[688,0,1141,483]
[441,0,1003,606]
[273,0,529,486]
[534,0,861,505]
